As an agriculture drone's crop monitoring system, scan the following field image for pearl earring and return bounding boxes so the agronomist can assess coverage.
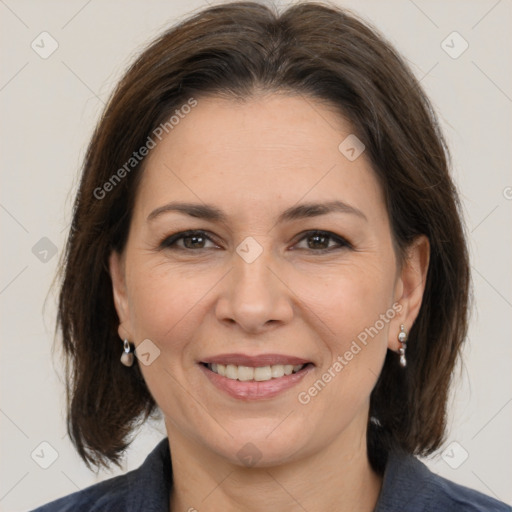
[398,324,408,367]
[120,339,134,367]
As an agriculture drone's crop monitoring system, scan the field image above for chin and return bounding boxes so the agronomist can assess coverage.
[201,420,314,469]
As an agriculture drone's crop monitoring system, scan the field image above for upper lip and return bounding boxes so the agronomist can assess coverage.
[200,353,312,367]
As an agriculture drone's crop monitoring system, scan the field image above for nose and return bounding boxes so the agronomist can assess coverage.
[215,243,294,334]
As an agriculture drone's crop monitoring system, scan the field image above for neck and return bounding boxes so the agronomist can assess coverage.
[166,415,383,512]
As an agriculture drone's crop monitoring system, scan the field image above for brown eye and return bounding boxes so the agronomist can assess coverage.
[160,230,219,250]
[294,230,351,252]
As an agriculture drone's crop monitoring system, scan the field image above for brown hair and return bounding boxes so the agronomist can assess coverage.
[58,1,470,472]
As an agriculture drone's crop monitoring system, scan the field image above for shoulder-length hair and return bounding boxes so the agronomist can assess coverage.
[58,1,470,472]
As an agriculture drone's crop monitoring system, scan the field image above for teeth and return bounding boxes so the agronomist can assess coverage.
[271,365,285,378]
[225,364,238,379]
[237,366,254,381]
[254,366,272,381]
[207,363,306,381]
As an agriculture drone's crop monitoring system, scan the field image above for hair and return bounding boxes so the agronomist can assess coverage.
[57,0,470,472]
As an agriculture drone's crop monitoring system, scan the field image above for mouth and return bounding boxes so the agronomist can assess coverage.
[201,362,310,382]
[198,354,314,400]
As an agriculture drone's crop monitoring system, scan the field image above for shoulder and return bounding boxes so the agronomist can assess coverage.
[30,438,172,512]
[375,449,511,512]
[30,471,132,512]
[428,469,511,512]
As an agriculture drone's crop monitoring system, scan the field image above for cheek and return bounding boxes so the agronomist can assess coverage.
[126,259,223,349]
[293,258,396,346]
[127,250,396,357]
[294,268,394,410]
[291,258,396,410]
[124,262,219,401]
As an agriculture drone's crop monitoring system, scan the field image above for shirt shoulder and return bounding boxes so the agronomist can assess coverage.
[375,449,511,512]
[30,471,132,512]
[428,469,511,512]
[29,438,172,512]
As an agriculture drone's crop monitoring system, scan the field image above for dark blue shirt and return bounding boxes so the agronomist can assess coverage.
[31,438,511,511]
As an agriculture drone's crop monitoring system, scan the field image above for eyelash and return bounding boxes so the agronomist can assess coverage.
[159,229,353,254]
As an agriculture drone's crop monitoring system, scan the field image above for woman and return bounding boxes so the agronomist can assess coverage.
[31,1,510,511]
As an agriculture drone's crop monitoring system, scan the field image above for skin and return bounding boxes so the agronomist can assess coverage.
[109,93,429,512]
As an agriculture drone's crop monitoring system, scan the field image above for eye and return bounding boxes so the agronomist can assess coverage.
[159,230,220,250]
[159,229,352,253]
[293,230,352,253]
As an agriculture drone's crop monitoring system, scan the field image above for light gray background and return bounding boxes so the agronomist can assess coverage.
[1,0,511,510]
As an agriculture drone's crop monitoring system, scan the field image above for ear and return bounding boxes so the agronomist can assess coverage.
[388,235,430,351]
[109,250,134,341]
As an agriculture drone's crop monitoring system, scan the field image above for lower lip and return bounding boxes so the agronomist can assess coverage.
[198,363,314,400]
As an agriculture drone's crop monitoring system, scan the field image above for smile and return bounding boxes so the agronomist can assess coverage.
[205,363,306,381]
[198,359,314,400]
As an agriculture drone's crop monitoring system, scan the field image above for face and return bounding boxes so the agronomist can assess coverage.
[110,93,428,467]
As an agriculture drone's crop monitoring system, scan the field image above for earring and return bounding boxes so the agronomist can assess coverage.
[120,339,134,367]
[398,324,408,367]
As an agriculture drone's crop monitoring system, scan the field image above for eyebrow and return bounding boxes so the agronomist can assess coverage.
[147,199,367,223]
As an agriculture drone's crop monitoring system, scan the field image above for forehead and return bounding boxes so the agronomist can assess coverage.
[134,93,385,225]
[152,93,351,160]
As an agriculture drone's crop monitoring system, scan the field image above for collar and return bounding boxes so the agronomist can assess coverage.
[373,448,435,512]
[129,439,435,512]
